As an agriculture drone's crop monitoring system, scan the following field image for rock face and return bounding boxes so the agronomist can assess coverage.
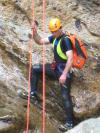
[0,0,100,132]
[65,117,100,133]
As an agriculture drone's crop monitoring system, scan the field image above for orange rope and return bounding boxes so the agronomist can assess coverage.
[42,0,45,133]
[26,0,46,132]
[26,0,34,133]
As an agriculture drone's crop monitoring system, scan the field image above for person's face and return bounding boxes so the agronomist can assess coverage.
[51,29,61,38]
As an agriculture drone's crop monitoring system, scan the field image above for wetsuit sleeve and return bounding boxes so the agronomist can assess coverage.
[61,37,73,53]
[48,35,55,43]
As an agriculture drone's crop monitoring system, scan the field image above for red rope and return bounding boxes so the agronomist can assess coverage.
[42,0,45,133]
[26,0,34,133]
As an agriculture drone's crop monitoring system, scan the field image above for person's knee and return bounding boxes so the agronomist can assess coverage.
[31,65,38,74]
[33,64,40,69]
[31,64,40,72]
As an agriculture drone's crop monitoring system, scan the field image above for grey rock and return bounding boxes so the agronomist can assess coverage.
[66,117,100,133]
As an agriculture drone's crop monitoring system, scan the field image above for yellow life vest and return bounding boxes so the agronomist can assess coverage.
[53,38,67,60]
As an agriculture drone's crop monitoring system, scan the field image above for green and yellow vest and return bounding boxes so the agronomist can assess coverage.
[53,38,67,60]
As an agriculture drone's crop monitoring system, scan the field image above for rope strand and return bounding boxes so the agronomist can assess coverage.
[43,0,45,133]
[26,0,46,133]
[26,0,34,133]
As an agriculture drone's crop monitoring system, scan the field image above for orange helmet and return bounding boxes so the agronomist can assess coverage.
[49,18,62,32]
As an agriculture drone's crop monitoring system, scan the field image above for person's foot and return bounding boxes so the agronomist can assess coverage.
[19,91,38,103]
[30,92,39,104]
[59,122,73,132]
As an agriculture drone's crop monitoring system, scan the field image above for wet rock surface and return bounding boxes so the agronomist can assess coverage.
[0,0,100,133]
[65,117,100,133]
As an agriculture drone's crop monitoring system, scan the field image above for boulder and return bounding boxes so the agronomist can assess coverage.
[66,117,100,133]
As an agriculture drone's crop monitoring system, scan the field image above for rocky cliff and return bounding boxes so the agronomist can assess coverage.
[0,0,100,133]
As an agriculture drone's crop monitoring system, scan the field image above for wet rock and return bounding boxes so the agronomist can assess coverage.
[0,121,15,133]
[65,117,100,133]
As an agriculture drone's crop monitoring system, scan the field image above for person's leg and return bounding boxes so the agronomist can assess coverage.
[31,63,57,96]
[59,72,73,131]
[61,76,73,123]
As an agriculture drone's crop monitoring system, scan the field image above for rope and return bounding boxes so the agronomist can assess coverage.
[26,0,46,132]
[42,0,45,133]
[26,0,34,133]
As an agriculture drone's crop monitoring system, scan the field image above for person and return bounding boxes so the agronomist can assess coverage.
[31,18,74,132]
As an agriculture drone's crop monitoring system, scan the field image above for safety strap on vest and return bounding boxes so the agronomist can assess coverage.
[53,38,67,60]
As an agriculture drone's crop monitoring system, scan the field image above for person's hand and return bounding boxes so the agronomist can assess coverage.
[31,20,38,32]
[59,73,67,84]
